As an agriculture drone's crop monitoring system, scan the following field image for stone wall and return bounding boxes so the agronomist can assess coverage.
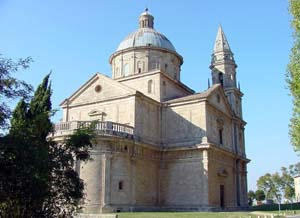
[117,71,191,102]
[134,96,161,145]
[77,137,248,213]
[159,150,209,207]
[109,152,159,208]
[79,138,161,213]
[119,72,162,102]
[111,49,181,81]
[162,102,206,146]
[160,74,191,102]
[64,96,136,127]
[206,103,233,151]
[207,149,236,208]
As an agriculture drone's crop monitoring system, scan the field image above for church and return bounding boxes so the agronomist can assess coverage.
[53,9,249,214]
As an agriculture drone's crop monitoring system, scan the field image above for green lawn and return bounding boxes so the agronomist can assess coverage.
[118,212,269,218]
[115,208,300,218]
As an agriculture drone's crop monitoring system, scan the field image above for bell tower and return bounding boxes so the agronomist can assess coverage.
[210,26,237,88]
[210,26,243,118]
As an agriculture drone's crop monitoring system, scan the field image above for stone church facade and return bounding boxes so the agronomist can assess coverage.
[53,9,249,214]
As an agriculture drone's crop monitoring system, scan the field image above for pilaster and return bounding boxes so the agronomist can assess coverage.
[101,153,112,212]
[202,149,209,205]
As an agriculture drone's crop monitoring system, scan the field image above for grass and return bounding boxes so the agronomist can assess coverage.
[115,206,300,218]
[117,211,273,218]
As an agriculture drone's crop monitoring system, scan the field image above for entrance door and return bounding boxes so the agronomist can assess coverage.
[220,185,225,209]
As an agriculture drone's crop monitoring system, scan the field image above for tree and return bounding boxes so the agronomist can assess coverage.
[288,163,300,177]
[256,163,298,206]
[0,55,33,130]
[248,190,256,206]
[287,0,300,152]
[257,173,282,204]
[281,166,295,202]
[0,74,94,217]
[255,190,266,202]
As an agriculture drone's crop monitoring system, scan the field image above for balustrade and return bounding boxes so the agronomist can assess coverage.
[52,121,134,139]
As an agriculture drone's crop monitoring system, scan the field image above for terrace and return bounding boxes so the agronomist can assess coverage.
[52,121,134,139]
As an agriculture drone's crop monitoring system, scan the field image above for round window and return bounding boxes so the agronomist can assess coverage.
[95,85,102,93]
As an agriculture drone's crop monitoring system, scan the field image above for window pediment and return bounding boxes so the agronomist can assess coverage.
[217,118,224,128]
[88,110,106,117]
[218,168,228,177]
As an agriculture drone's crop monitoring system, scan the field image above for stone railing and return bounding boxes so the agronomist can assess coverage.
[52,121,134,139]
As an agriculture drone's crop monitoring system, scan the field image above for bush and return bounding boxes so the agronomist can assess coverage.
[251,202,300,211]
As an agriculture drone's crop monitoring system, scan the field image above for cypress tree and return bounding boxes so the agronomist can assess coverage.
[10,99,28,136]
[1,73,94,217]
[29,73,52,115]
[28,73,53,139]
[1,74,53,217]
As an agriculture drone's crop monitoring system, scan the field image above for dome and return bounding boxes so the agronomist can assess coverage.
[116,9,176,52]
[116,28,176,52]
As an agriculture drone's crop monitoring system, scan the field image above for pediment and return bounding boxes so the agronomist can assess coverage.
[88,110,106,117]
[206,85,233,117]
[60,73,136,107]
[217,167,228,177]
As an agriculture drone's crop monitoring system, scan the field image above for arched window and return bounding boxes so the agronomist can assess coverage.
[218,73,224,86]
[123,63,129,76]
[148,80,153,94]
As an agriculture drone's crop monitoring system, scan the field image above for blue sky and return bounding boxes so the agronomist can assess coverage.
[0,0,298,191]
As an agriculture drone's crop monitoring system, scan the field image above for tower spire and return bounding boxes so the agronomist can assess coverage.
[210,26,243,118]
[210,26,237,88]
[214,25,231,53]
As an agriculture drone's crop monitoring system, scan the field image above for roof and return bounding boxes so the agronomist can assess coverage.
[164,84,221,104]
[214,25,231,53]
[116,9,176,52]
[117,28,176,52]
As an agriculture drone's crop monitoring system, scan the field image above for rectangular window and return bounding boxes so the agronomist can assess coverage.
[234,124,237,152]
[118,181,123,190]
[219,129,223,145]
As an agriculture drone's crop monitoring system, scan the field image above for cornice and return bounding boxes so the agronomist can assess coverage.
[109,46,183,65]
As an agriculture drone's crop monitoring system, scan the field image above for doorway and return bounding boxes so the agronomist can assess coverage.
[220,185,225,209]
